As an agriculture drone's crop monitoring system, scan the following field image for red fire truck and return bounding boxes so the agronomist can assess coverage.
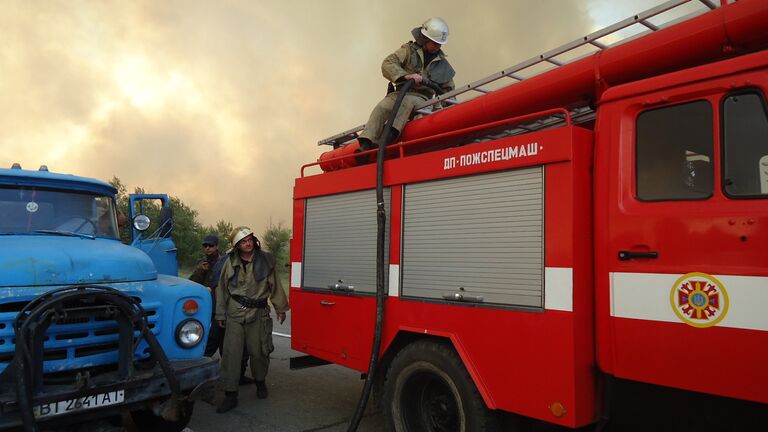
[290,0,768,429]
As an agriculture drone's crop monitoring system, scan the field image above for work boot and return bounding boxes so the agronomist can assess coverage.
[358,137,374,152]
[355,138,375,165]
[255,381,268,399]
[216,391,238,413]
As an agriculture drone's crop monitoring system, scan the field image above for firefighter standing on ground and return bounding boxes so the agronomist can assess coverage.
[191,234,253,383]
[215,226,289,413]
[357,17,455,153]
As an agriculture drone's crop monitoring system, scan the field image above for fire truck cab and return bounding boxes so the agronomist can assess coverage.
[291,1,768,430]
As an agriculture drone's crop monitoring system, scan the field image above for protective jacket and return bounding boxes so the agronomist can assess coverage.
[215,249,289,323]
[359,30,457,143]
[381,29,455,99]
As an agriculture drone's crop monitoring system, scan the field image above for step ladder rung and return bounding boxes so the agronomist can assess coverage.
[639,19,660,31]
[588,39,608,50]
[545,57,564,67]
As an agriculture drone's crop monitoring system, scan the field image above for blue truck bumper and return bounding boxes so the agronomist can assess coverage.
[0,356,218,430]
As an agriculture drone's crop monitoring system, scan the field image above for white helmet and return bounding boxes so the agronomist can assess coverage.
[420,17,449,45]
[230,226,254,246]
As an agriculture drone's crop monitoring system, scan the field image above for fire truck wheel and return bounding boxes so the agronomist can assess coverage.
[382,340,498,432]
[129,400,194,432]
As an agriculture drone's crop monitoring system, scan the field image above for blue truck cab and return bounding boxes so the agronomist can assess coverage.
[0,165,218,431]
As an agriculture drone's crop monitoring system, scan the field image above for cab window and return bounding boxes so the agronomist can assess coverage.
[636,100,713,201]
[0,186,118,238]
[722,91,768,198]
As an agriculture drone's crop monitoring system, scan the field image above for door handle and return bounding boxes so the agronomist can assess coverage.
[442,293,484,303]
[320,300,335,306]
[618,251,658,260]
[328,280,354,292]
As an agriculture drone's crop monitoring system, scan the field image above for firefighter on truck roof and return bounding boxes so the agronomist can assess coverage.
[215,226,289,413]
[357,17,456,155]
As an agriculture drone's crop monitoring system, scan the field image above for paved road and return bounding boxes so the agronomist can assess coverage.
[185,311,768,432]
[187,312,385,432]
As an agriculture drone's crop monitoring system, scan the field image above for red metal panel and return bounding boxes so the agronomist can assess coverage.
[382,302,590,428]
[389,185,402,265]
[290,288,375,369]
[594,56,768,403]
[545,162,574,268]
[293,292,593,427]
[601,50,768,105]
[298,127,577,200]
[567,126,597,421]
[611,318,768,404]
[290,198,304,264]
[293,126,598,427]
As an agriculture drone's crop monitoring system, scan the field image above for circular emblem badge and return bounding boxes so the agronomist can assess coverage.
[670,272,729,328]
[26,201,39,213]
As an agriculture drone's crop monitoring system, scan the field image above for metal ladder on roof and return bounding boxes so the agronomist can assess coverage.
[318,0,722,147]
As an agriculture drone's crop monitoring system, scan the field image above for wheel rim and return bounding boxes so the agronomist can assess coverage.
[400,371,460,432]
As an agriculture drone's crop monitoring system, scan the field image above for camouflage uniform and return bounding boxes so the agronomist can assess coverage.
[358,29,456,143]
[215,249,289,393]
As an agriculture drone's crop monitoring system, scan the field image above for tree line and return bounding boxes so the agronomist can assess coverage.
[109,177,290,274]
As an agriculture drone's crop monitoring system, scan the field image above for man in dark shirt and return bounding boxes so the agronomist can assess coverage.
[189,234,224,356]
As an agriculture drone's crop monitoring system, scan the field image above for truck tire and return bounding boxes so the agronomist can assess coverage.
[130,400,193,432]
[382,340,498,432]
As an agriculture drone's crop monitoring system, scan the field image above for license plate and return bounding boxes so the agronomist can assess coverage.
[33,390,125,419]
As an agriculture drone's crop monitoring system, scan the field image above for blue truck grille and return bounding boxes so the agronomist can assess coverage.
[0,298,161,374]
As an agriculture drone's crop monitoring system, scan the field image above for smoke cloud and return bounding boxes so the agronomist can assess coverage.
[1,0,667,232]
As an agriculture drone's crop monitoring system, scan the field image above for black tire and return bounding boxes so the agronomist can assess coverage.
[130,400,194,432]
[382,340,498,432]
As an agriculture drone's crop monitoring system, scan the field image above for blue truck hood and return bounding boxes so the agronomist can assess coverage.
[0,236,157,287]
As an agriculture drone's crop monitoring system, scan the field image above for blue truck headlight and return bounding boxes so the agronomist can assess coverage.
[175,319,204,348]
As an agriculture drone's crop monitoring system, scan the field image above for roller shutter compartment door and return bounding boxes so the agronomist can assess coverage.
[402,168,543,307]
[303,189,390,294]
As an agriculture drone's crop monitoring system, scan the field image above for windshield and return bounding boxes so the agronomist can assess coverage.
[0,186,119,238]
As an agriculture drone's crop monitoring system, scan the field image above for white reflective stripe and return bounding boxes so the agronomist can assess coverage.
[291,262,302,288]
[389,264,400,297]
[545,267,573,311]
[610,272,768,331]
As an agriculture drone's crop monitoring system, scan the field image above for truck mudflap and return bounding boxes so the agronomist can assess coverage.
[0,285,218,431]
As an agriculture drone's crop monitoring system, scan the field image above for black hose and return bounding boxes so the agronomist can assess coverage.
[347,79,415,431]
[420,77,446,96]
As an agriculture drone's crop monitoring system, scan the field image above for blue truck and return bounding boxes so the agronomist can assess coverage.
[0,164,218,431]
